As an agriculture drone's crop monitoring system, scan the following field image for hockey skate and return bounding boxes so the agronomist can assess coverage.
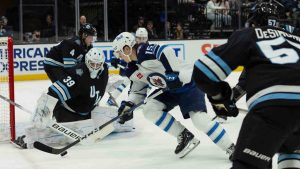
[175,129,200,158]
[226,143,235,161]
[12,135,27,149]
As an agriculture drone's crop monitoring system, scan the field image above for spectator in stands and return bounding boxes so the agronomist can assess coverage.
[175,22,184,39]
[80,15,87,27]
[41,14,55,42]
[206,0,226,29]
[166,21,174,39]
[32,30,41,43]
[217,0,232,27]
[133,16,145,32]
[146,20,158,39]
[0,16,13,37]
[229,0,241,28]
[23,32,32,42]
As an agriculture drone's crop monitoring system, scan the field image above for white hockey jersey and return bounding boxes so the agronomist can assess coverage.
[125,43,193,104]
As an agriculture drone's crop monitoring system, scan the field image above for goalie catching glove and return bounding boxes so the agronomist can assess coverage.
[32,93,58,128]
[207,82,239,117]
[118,101,135,124]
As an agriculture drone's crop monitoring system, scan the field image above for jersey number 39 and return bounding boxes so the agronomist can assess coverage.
[63,76,75,87]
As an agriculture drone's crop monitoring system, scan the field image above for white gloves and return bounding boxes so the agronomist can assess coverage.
[32,93,58,128]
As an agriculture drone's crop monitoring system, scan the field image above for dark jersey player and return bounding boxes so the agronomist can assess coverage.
[192,2,300,169]
[44,23,97,82]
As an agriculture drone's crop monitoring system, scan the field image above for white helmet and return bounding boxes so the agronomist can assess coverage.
[85,48,105,79]
[136,27,148,38]
[135,27,148,44]
[112,32,136,59]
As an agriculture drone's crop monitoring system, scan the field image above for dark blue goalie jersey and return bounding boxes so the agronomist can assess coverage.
[48,63,108,115]
[193,26,300,111]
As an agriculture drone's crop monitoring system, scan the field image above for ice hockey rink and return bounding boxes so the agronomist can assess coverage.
[0,72,279,169]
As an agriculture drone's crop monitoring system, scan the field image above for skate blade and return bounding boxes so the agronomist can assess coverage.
[178,139,200,158]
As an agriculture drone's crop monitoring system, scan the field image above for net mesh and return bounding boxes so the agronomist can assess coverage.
[0,37,12,141]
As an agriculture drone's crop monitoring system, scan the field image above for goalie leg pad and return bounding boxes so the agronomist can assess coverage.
[24,119,96,148]
[143,99,185,137]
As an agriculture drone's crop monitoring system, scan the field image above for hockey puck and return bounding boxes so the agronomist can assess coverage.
[60,151,68,157]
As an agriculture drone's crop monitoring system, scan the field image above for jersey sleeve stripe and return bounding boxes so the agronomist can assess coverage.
[248,93,300,110]
[63,61,76,65]
[247,85,300,109]
[63,58,77,67]
[155,45,167,59]
[199,55,227,80]
[207,51,232,75]
[50,85,65,102]
[56,81,71,99]
[44,58,64,67]
[63,58,78,61]
[278,154,300,162]
[51,82,69,101]
[194,60,220,82]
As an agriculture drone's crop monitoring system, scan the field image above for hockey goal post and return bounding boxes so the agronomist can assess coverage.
[0,37,15,141]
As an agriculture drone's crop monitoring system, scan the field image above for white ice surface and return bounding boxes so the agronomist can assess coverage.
[0,72,278,169]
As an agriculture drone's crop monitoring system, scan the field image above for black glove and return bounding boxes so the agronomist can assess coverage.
[165,72,183,90]
[118,101,135,124]
[208,82,239,117]
[111,58,120,69]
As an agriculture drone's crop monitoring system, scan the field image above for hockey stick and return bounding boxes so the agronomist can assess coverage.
[238,107,248,113]
[107,92,119,107]
[33,88,165,155]
[0,94,86,142]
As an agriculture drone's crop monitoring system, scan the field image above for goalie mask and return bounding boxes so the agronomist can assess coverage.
[85,48,105,79]
[112,32,136,61]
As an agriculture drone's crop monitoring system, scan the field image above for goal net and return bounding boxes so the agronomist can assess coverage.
[0,37,15,141]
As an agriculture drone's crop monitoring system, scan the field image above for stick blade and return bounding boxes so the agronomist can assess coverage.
[33,142,59,154]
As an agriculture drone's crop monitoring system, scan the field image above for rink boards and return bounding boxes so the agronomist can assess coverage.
[0,39,243,81]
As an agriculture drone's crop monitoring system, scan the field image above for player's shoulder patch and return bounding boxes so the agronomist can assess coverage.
[76,68,84,76]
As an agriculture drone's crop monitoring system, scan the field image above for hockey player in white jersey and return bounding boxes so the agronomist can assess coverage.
[112,32,235,158]
[107,28,149,106]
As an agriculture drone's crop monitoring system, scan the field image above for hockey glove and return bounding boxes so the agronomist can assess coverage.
[111,58,120,69]
[32,93,58,128]
[118,101,135,124]
[208,82,239,117]
[165,72,183,90]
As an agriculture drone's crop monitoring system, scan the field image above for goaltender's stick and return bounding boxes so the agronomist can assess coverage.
[0,95,89,142]
[33,88,165,156]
